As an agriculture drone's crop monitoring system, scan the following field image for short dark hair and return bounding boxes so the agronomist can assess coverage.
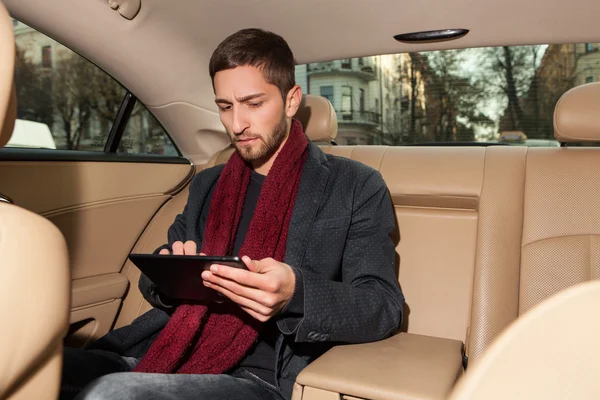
[209,28,296,98]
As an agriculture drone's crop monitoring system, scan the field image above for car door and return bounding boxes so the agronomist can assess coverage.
[0,21,194,347]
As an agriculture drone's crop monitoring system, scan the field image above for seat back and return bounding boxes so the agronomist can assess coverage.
[450,280,600,400]
[321,145,529,343]
[0,4,71,399]
[468,82,600,361]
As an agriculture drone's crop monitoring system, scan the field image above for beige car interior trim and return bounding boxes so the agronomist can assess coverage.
[68,300,121,348]
[450,280,600,400]
[0,86,16,149]
[554,82,600,142]
[0,204,70,399]
[50,195,170,280]
[467,146,527,361]
[0,161,192,215]
[71,273,129,309]
[114,184,191,328]
[295,95,338,142]
[107,0,141,20]
[300,387,342,400]
[7,349,63,400]
[165,158,195,195]
[391,194,479,211]
[296,333,463,400]
[0,2,14,148]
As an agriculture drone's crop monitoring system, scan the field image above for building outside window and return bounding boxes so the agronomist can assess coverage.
[320,85,334,104]
[41,45,52,68]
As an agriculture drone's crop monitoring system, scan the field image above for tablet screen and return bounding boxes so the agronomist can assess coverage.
[128,254,247,302]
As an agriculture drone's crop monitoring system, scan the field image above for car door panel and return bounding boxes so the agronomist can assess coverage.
[0,155,194,346]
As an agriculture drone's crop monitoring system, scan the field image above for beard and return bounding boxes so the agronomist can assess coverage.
[231,113,288,164]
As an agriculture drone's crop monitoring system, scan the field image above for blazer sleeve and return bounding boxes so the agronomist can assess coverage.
[277,170,404,344]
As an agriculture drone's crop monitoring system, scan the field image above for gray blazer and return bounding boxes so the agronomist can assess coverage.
[133,143,404,399]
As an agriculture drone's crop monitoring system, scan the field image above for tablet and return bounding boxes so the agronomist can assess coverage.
[128,254,247,302]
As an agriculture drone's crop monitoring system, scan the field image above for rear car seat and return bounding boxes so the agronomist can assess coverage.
[295,83,600,400]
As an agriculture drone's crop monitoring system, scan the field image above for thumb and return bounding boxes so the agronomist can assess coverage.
[242,255,261,273]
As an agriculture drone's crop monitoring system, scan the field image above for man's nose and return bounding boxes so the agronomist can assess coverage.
[232,107,249,135]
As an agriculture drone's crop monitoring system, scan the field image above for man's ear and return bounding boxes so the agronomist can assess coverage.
[285,85,303,118]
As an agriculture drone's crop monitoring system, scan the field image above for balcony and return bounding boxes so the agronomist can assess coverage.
[338,110,381,126]
[307,62,377,81]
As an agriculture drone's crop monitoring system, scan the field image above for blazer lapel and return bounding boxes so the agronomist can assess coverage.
[284,143,330,268]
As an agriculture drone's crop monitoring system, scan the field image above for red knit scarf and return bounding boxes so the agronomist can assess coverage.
[134,118,308,374]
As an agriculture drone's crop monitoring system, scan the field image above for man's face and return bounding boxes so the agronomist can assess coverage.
[214,66,289,165]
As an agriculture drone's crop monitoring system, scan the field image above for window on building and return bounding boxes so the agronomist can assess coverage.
[586,76,594,83]
[358,57,364,66]
[359,89,365,112]
[8,21,178,155]
[341,59,351,69]
[341,86,353,115]
[41,45,52,68]
[320,85,334,104]
[346,137,357,145]
[586,43,593,52]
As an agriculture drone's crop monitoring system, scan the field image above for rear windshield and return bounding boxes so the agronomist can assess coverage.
[295,43,600,146]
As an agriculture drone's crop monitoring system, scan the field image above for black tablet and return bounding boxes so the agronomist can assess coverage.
[128,254,247,302]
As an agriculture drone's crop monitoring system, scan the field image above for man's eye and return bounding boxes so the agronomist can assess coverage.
[248,102,263,108]
[219,105,231,111]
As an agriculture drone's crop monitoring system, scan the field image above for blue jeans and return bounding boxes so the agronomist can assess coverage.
[61,347,284,400]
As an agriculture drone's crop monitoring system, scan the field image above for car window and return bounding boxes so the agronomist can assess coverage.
[9,20,178,155]
[117,102,179,156]
[296,43,600,146]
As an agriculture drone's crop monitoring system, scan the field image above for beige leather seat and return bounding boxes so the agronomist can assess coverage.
[450,280,600,400]
[467,82,600,363]
[0,3,71,399]
[451,82,600,399]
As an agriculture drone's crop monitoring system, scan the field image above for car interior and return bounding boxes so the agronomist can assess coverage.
[2,0,600,399]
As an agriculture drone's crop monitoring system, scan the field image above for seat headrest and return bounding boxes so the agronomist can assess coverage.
[0,2,16,148]
[554,82,600,143]
[295,94,337,142]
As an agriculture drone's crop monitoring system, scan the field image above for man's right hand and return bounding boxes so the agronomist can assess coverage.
[159,240,199,255]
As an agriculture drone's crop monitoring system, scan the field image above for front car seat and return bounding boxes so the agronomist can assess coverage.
[0,3,71,399]
[450,279,600,400]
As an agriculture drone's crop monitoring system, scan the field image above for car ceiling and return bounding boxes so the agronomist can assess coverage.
[4,0,600,160]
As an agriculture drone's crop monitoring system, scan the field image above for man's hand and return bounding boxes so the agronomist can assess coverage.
[159,240,198,255]
[201,256,296,322]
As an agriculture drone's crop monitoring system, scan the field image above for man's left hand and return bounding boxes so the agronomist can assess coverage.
[201,256,296,322]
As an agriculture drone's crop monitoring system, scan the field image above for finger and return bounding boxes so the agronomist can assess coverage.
[204,281,272,317]
[202,271,278,308]
[240,306,270,322]
[199,252,207,256]
[183,241,197,255]
[159,248,170,255]
[208,264,274,292]
[171,241,184,255]
[242,255,261,273]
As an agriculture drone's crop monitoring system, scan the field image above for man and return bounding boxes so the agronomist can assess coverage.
[64,28,403,400]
